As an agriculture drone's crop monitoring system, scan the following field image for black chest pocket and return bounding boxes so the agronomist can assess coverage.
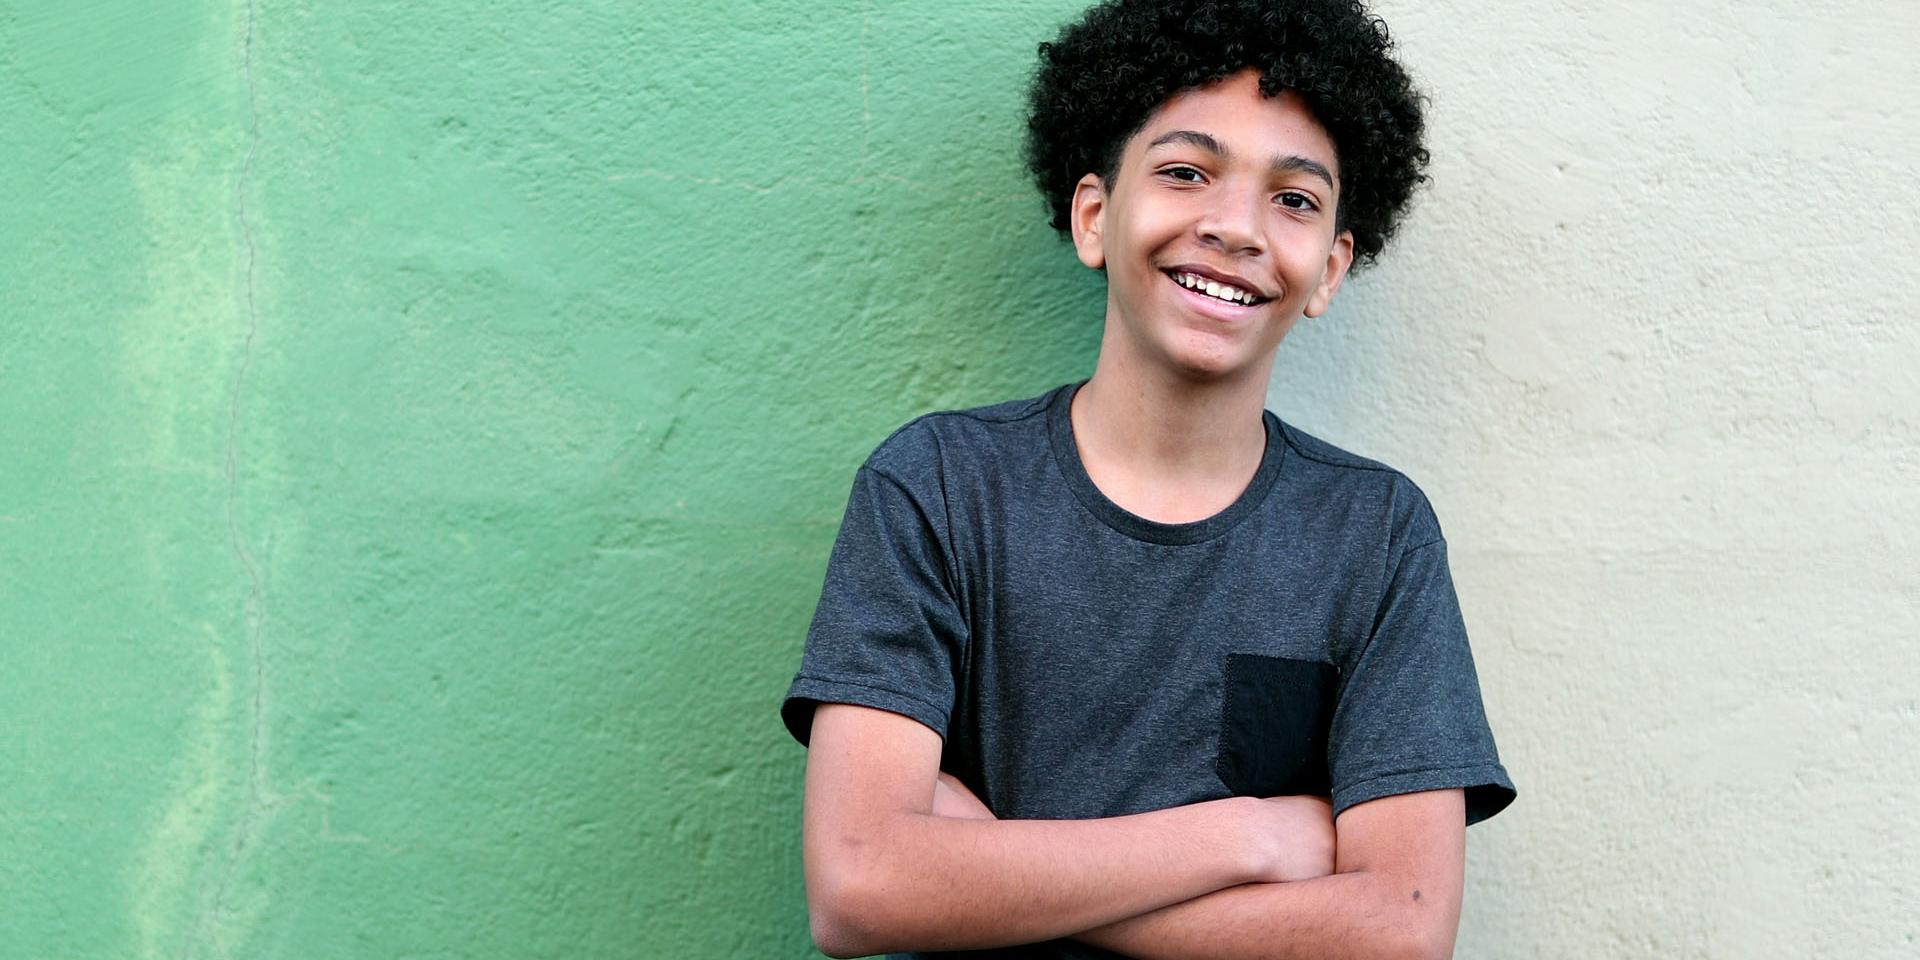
[1215,654,1337,797]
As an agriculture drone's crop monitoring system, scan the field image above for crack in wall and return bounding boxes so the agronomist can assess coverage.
[182,0,273,956]
[860,0,871,170]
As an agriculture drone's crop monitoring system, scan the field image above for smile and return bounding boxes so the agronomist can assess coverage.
[1164,270,1267,305]
[1163,269,1269,319]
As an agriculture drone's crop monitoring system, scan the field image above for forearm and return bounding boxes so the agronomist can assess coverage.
[1073,869,1452,960]
[814,798,1256,956]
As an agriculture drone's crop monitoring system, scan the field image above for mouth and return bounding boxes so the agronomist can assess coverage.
[1162,269,1271,319]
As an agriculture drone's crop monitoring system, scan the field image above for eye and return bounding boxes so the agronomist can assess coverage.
[1158,165,1207,184]
[1276,191,1320,211]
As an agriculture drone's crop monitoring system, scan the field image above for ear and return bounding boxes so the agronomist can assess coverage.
[1068,173,1108,271]
[1303,229,1355,318]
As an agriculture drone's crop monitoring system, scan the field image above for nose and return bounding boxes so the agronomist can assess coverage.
[1195,182,1264,256]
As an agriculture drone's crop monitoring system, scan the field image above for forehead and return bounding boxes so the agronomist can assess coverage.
[1127,69,1339,176]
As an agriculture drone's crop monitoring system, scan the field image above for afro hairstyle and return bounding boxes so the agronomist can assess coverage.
[1024,0,1430,269]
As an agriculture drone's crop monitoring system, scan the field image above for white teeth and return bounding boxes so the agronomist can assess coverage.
[1175,272,1256,305]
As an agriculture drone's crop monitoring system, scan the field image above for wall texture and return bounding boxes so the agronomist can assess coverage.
[1274,3,1920,955]
[1,1,1913,958]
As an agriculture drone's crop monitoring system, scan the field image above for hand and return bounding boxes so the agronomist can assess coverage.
[1244,794,1336,883]
[930,771,997,820]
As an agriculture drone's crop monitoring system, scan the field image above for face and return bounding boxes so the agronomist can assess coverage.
[1069,68,1355,382]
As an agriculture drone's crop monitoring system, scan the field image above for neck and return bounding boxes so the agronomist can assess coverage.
[1069,336,1275,522]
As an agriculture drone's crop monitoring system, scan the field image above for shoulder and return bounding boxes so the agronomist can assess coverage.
[860,386,1057,486]
[1275,417,1446,553]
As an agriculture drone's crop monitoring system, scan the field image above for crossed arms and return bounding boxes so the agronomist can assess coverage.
[803,703,1466,960]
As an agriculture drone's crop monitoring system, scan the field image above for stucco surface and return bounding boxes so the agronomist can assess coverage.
[1,0,1914,957]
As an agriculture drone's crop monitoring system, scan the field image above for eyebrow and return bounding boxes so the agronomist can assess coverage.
[1146,129,1336,190]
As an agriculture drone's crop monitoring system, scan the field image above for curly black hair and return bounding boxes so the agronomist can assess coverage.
[1024,0,1429,269]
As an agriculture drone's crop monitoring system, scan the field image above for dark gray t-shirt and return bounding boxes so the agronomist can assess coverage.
[782,380,1515,959]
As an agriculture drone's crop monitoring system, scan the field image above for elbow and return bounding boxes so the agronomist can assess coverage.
[808,896,867,957]
[1409,931,1455,960]
[806,811,938,956]
[804,806,932,957]
[1351,926,1447,960]
[806,861,891,959]
[1390,911,1456,960]
[807,877,867,958]
[1354,878,1454,960]
[809,912,869,960]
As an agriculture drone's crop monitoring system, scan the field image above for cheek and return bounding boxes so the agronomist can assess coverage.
[1281,243,1333,289]
[1119,197,1187,245]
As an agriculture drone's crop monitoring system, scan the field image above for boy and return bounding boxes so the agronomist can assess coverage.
[780,1,1515,957]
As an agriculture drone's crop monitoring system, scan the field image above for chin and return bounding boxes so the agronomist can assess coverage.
[1160,347,1256,383]
[1154,332,1266,381]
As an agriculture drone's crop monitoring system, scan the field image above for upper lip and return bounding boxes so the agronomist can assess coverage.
[1163,263,1270,301]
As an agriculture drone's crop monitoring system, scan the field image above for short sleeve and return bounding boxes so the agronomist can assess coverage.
[1328,526,1516,825]
[780,464,968,748]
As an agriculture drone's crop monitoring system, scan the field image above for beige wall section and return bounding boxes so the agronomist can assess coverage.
[1268,1,1920,956]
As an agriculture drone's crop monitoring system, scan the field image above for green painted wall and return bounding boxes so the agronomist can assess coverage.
[1,1,1095,956]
